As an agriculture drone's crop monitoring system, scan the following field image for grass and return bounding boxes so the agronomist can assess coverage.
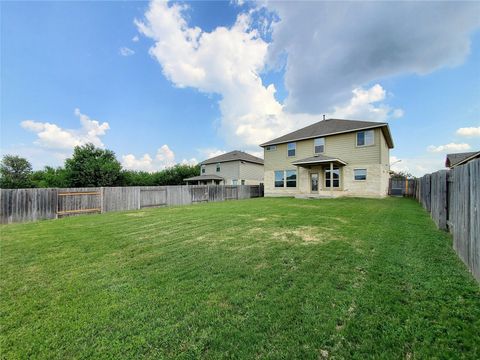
[1,197,479,359]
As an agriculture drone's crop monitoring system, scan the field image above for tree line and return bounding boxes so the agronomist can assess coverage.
[0,143,200,189]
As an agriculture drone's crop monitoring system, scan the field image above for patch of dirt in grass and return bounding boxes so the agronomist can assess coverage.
[273,226,343,244]
[125,212,146,217]
[255,218,267,222]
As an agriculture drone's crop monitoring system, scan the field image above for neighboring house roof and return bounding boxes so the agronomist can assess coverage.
[260,118,394,148]
[291,154,347,166]
[200,150,264,165]
[184,174,224,181]
[445,151,480,168]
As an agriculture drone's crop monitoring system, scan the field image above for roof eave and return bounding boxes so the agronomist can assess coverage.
[260,123,393,148]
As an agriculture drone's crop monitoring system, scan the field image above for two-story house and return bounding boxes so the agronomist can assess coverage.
[260,119,394,197]
[184,150,264,185]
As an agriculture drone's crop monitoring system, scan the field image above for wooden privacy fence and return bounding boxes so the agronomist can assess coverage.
[0,184,264,225]
[393,159,479,282]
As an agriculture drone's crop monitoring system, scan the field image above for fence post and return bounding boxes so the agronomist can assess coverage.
[100,187,104,213]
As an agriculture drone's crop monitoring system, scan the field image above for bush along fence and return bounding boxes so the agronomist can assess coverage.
[390,158,479,282]
[0,185,264,225]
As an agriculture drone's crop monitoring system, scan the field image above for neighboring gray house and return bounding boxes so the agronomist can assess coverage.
[184,150,264,185]
[445,151,480,168]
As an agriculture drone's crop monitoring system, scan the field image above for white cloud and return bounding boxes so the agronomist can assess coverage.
[267,1,480,113]
[136,2,408,152]
[121,144,179,172]
[132,35,140,42]
[327,84,403,122]
[456,126,480,137]
[197,148,227,160]
[390,155,445,177]
[427,143,471,153]
[181,158,198,166]
[21,108,109,150]
[119,47,135,56]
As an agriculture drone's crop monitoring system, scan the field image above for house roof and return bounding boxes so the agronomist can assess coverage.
[445,151,480,168]
[200,150,264,165]
[184,174,224,181]
[260,118,394,148]
[291,154,347,166]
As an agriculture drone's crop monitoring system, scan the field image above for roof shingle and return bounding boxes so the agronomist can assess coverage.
[200,150,264,165]
[260,118,394,148]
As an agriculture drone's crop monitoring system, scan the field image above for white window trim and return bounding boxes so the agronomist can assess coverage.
[216,163,221,172]
[356,130,375,147]
[266,145,277,152]
[274,170,285,188]
[353,168,367,181]
[287,142,296,157]
[314,137,325,154]
[285,169,297,188]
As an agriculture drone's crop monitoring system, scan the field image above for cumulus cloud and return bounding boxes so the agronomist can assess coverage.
[197,148,227,160]
[327,84,403,122]
[21,108,109,150]
[135,2,413,151]
[122,145,197,172]
[427,143,471,153]
[267,1,480,113]
[119,47,135,56]
[132,35,139,42]
[135,2,293,149]
[122,145,176,171]
[456,126,480,137]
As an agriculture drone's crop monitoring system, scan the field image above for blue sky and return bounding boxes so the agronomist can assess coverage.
[1,1,479,175]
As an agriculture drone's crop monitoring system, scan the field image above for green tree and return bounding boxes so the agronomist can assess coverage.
[31,166,69,188]
[390,170,415,179]
[65,143,122,187]
[0,155,33,189]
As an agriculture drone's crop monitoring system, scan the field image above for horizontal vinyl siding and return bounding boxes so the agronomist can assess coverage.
[203,161,240,182]
[323,129,381,164]
[264,128,383,170]
[239,162,264,183]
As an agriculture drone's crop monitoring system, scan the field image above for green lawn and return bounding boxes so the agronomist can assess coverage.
[1,197,479,359]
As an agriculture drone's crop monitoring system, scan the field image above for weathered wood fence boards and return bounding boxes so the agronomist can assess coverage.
[404,158,479,282]
[0,185,264,224]
[449,159,479,282]
[0,188,58,224]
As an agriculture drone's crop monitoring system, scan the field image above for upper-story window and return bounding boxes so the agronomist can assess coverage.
[314,137,325,154]
[216,163,221,172]
[266,145,277,151]
[201,165,205,174]
[287,142,296,157]
[357,130,374,147]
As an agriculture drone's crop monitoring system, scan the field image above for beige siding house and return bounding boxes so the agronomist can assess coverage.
[184,150,264,185]
[260,119,394,198]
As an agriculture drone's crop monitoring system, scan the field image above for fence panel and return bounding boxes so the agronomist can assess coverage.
[468,159,480,281]
[103,187,140,212]
[1,185,263,224]
[430,170,448,230]
[190,186,209,203]
[140,187,167,208]
[57,188,101,217]
[0,188,57,224]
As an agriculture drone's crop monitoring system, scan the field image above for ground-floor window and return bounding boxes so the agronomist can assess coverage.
[275,170,297,188]
[275,171,284,187]
[354,169,367,181]
[325,167,340,188]
[232,179,238,185]
[241,180,245,185]
[286,170,297,187]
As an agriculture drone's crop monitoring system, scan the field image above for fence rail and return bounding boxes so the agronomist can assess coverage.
[0,184,264,225]
[389,159,479,282]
